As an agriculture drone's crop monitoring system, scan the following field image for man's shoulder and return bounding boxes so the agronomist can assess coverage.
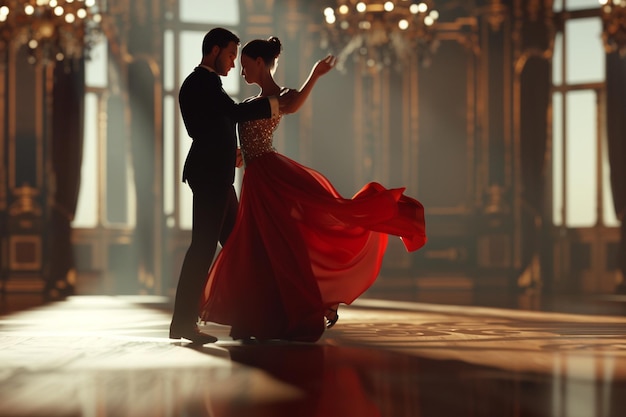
[183,67,219,86]
[180,69,220,100]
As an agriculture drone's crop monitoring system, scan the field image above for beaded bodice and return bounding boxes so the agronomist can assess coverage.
[239,113,283,163]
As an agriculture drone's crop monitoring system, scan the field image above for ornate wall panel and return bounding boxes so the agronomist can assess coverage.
[0,43,50,294]
[472,0,517,288]
[413,34,478,279]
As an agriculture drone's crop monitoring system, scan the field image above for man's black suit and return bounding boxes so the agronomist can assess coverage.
[171,66,273,333]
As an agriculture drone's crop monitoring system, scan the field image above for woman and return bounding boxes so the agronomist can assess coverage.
[199,37,427,342]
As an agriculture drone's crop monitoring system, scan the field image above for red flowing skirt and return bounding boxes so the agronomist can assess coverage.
[199,152,426,342]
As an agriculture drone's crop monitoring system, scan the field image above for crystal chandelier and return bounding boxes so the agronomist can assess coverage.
[600,0,626,56]
[321,0,439,72]
[0,0,103,65]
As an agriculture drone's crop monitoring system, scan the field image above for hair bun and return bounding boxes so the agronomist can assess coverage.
[268,36,282,58]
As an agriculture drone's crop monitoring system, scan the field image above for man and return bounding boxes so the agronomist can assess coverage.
[170,28,291,344]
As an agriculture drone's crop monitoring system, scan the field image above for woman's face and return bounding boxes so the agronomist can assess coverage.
[240,54,262,85]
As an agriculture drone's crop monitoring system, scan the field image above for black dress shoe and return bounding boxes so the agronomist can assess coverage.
[325,308,339,329]
[170,326,218,344]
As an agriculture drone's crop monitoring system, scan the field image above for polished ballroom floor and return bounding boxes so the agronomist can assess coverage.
[1,291,626,417]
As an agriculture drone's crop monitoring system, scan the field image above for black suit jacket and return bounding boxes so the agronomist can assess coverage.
[179,66,272,186]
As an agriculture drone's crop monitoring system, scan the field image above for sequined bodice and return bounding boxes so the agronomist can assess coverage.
[239,113,283,163]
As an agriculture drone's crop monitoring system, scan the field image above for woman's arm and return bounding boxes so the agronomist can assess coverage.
[281,55,336,114]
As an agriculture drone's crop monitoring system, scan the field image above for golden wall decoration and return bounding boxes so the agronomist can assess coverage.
[9,235,41,271]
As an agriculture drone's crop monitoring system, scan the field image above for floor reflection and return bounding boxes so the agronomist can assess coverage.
[1,295,626,417]
[222,343,381,417]
[220,342,626,417]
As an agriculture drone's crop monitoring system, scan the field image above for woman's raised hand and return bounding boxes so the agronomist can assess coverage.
[313,55,337,78]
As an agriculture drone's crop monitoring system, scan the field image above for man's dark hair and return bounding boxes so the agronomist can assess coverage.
[202,28,240,56]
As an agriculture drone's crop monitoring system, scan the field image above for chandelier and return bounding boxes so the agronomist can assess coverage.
[600,0,626,56]
[321,0,439,72]
[0,0,103,65]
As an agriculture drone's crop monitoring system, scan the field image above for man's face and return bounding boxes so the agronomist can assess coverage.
[214,41,238,76]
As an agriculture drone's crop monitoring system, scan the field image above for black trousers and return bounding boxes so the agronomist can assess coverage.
[170,180,238,329]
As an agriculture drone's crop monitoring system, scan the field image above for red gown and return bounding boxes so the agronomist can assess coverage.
[199,113,426,342]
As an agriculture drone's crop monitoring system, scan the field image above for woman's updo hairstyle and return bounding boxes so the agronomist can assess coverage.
[241,36,282,68]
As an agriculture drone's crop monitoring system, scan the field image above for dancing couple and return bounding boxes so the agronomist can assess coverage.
[169,27,427,344]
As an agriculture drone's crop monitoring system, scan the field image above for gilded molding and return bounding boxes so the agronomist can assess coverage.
[245,0,275,13]
[134,0,148,26]
[525,0,542,22]
[0,48,5,211]
[478,0,509,33]
[8,184,42,217]
[483,184,509,215]
[423,247,468,262]
[9,235,41,271]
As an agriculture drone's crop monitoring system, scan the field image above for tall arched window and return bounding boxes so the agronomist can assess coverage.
[73,36,136,229]
[552,0,616,228]
[551,0,620,292]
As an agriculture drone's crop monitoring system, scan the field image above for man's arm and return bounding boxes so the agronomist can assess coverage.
[228,95,273,122]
